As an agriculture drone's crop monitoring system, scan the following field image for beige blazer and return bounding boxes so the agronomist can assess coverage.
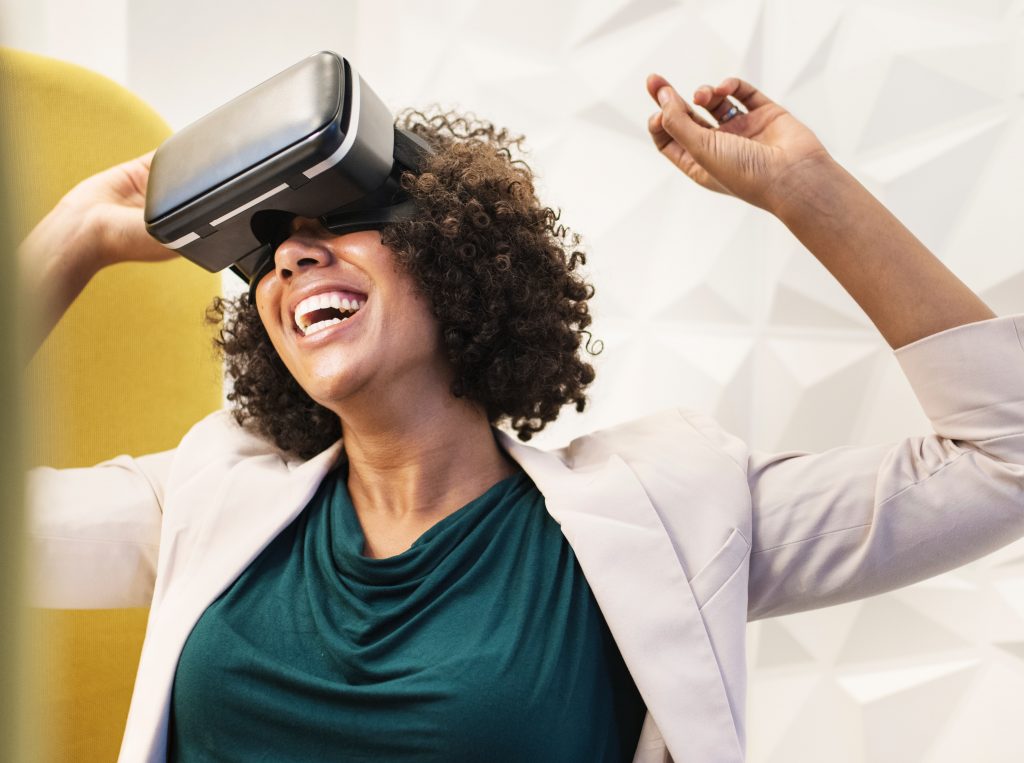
[26,312,1024,763]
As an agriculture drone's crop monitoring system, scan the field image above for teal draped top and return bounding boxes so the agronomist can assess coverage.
[168,462,646,761]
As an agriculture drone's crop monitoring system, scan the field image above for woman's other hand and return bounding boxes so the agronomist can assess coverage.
[61,150,176,269]
[646,75,997,350]
[646,74,832,214]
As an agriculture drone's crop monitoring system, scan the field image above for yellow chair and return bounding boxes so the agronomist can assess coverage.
[1,48,222,762]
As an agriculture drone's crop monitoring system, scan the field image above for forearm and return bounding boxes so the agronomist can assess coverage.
[18,198,103,360]
[771,157,996,350]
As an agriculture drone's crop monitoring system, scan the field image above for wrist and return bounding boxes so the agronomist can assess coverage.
[51,192,109,275]
[18,204,96,283]
[763,150,845,223]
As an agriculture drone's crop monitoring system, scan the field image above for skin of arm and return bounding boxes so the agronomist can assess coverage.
[768,156,996,350]
[18,151,175,361]
[19,194,105,359]
[646,74,996,350]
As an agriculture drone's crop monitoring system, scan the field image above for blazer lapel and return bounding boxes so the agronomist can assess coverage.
[499,432,744,763]
[119,441,344,763]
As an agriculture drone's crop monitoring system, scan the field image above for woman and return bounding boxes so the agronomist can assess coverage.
[22,74,1024,763]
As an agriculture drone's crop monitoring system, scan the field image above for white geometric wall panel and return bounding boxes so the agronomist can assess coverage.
[356,2,1024,760]
[2,0,1023,760]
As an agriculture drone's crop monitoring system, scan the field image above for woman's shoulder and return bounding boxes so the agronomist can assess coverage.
[559,407,750,475]
[170,408,301,471]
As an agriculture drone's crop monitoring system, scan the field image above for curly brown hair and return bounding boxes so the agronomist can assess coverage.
[206,108,599,460]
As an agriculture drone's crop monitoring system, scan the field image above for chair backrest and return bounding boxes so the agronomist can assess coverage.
[1,47,222,762]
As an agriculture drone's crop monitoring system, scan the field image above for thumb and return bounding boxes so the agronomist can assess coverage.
[656,85,718,167]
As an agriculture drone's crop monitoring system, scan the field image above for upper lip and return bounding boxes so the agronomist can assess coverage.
[286,279,370,326]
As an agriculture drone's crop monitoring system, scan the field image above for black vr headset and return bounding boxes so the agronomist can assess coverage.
[144,51,433,302]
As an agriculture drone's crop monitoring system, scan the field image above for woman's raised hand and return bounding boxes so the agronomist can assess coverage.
[62,150,177,269]
[646,74,832,214]
[19,151,176,357]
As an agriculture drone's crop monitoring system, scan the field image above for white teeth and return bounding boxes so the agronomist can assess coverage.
[293,290,366,333]
[304,317,342,336]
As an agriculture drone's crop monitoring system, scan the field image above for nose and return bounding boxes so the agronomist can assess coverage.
[273,216,333,280]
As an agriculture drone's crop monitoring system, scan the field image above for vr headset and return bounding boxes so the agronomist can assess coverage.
[144,51,433,302]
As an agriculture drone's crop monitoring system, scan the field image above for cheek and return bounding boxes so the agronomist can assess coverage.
[254,301,301,376]
[396,288,443,351]
[263,327,292,372]
[255,280,276,314]
[256,310,283,350]
[255,284,290,341]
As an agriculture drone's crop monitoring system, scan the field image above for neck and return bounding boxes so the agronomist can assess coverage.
[339,392,516,524]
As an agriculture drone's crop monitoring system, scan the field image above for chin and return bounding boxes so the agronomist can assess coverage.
[285,356,365,408]
[303,374,364,408]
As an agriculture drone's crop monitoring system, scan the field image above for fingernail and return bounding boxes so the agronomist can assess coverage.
[657,87,670,106]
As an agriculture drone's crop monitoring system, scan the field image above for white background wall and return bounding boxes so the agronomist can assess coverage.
[4,1,1024,760]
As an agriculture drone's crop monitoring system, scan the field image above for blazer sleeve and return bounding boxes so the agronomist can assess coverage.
[24,449,175,609]
[723,312,1024,622]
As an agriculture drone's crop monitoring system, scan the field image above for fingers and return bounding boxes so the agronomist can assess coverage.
[693,84,745,126]
[118,160,151,201]
[646,73,671,102]
[647,110,670,152]
[647,72,737,130]
[703,76,775,127]
[647,82,716,167]
[647,109,691,169]
[716,77,774,110]
[647,76,715,128]
[652,74,775,127]
[120,150,159,198]
[646,108,730,195]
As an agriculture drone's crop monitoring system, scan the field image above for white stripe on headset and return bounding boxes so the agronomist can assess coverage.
[165,232,200,250]
[209,182,290,227]
[303,66,362,179]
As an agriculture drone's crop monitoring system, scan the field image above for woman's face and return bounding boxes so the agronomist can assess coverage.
[253,218,449,413]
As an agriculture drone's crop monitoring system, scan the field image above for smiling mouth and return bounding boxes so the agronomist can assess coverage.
[294,291,366,336]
